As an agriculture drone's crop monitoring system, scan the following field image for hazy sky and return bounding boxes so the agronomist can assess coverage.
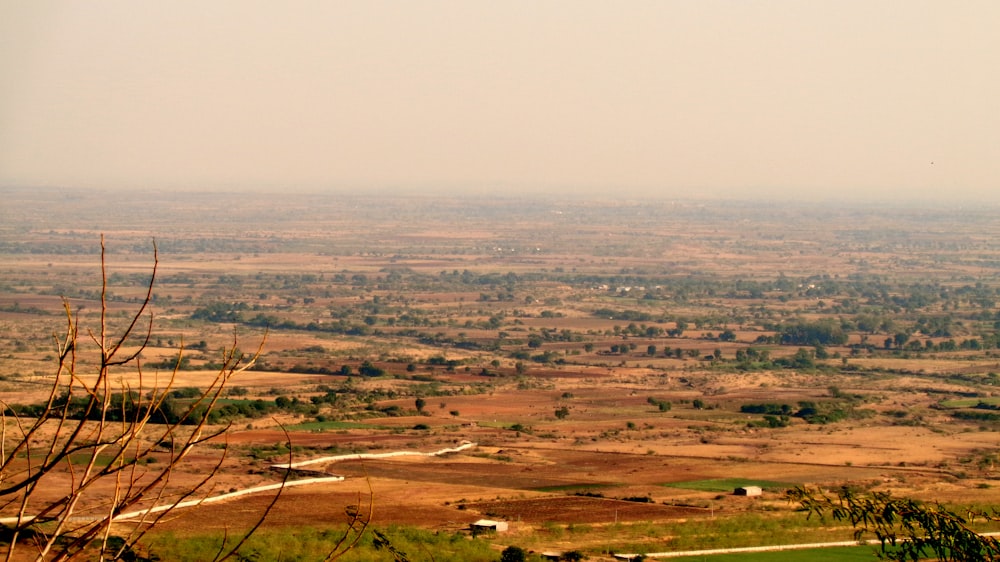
[1,2,998,201]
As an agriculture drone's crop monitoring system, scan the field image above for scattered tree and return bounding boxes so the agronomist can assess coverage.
[500,545,527,562]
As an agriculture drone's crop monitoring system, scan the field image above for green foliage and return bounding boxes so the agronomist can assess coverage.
[372,528,410,561]
[740,403,793,416]
[3,390,277,426]
[191,301,248,323]
[647,396,672,412]
[359,361,386,377]
[791,400,855,424]
[739,403,795,428]
[621,495,653,503]
[777,348,816,369]
[759,414,790,428]
[734,347,772,370]
[592,308,657,322]
[952,410,1000,422]
[789,486,1000,561]
[771,318,848,346]
[501,545,527,562]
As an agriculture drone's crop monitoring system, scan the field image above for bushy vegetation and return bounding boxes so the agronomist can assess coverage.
[739,398,869,425]
[790,487,1000,561]
[4,390,298,425]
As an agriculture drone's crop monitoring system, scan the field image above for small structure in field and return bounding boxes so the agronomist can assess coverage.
[734,485,763,496]
[471,519,509,533]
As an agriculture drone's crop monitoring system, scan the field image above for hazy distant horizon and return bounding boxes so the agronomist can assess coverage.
[7,183,998,212]
[2,2,998,203]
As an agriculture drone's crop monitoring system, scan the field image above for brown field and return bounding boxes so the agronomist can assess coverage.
[3,188,1000,557]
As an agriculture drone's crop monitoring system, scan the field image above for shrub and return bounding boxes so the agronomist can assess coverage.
[501,545,527,562]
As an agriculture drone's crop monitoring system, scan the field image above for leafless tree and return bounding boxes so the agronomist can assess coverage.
[0,239,280,561]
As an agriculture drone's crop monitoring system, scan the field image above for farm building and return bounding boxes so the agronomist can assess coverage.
[470,519,509,533]
[733,486,763,496]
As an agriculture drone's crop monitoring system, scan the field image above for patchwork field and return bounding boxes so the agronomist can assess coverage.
[3,189,1000,560]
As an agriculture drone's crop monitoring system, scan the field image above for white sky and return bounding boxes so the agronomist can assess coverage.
[1,1,998,201]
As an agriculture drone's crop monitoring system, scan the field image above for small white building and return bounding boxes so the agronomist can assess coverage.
[471,519,509,533]
[734,486,763,496]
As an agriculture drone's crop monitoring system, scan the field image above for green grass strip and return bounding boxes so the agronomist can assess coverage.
[660,478,794,493]
[939,397,1000,408]
[666,545,878,561]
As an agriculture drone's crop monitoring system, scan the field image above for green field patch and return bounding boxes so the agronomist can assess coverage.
[668,545,879,561]
[67,453,121,466]
[939,397,1000,409]
[288,420,392,431]
[24,451,128,467]
[661,478,795,493]
[533,483,623,493]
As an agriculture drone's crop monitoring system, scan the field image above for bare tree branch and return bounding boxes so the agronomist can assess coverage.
[1,240,277,562]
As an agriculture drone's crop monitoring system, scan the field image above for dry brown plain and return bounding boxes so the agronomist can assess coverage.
[3,188,1000,558]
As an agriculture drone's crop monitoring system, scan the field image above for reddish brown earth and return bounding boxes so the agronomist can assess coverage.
[465,496,708,525]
